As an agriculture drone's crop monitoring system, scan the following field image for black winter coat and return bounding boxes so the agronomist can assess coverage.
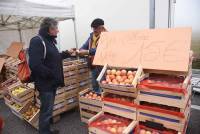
[28,28,70,92]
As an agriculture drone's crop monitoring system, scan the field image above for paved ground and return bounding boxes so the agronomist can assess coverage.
[1,93,200,134]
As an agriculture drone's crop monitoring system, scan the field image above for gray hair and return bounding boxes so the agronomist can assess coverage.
[40,17,58,29]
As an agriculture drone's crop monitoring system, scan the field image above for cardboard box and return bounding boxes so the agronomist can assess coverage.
[6,42,23,58]
[93,28,192,73]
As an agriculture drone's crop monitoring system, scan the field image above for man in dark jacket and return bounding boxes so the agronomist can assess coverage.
[78,18,106,93]
[29,18,73,134]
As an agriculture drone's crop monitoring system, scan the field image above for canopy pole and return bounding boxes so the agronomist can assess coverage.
[17,22,22,42]
[73,18,78,50]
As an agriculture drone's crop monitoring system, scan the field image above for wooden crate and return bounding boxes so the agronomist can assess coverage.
[102,92,137,120]
[36,89,78,106]
[9,85,34,103]
[88,111,138,134]
[4,94,13,105]
[79,88,103,123]
[1,77,21,91]
[0,89,3,99]
[138,82,192,110]
[135,123,184,134]
[7,103,23,119]
[80,110,98,124]
[52,98,78,117]
[19,101,40,128]
[64,75,91,86]
[97,64,143,98]
[11,94,34,107]
[138,100,191,132]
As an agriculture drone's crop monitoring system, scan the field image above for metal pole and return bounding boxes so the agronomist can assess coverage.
[17,22,22,42]
[73,18,79,50]
[149,0,155,29]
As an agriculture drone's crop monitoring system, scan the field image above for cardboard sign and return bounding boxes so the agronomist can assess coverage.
[6,42,23,58]
[93,28,192,72]
[0,58,5,72]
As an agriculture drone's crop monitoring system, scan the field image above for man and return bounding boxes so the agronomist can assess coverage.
[78,18,107,93]
[29,18,74,134]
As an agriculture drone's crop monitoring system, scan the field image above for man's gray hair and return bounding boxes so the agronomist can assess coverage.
[40,17,58,29]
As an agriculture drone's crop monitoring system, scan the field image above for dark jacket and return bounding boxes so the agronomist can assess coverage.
[28,28,70,92]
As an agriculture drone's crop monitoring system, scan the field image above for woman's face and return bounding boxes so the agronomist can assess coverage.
[49,26,59,36]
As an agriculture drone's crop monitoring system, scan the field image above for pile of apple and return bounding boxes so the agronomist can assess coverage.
[23,105,39,120]
[101,69,136,86]
[83,92,102,101]
[95,118,128,133]
[139,129,160,134]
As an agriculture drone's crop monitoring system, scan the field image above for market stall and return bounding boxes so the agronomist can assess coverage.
[0,0,92,129]
[85,27,192,134]
[0,0,78,52]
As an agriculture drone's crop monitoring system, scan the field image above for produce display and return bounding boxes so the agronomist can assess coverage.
[140,101,180,112]
[101,69,136,86]
[139,74,185,89]
[90,114,131,134]
[11,87,26,96]
[22,105,39,120]
[137,124,180,134]
[104,93,135,104]
[82,91,102,101]
[11,103,22,111]
[139,129,160,134]
[81,109,97,115]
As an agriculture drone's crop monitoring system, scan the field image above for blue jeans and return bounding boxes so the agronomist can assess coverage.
[91,67,101,93]
[39,90,56,134]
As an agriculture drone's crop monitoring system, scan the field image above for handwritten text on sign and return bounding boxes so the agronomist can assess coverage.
[93,28,191,72]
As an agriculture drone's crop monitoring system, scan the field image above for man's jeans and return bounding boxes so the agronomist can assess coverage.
[91,67,101,93]
[39,90,56,134]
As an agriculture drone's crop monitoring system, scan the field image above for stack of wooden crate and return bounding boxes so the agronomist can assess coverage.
[79,88,103,123]
[87,28,192,134]
[137,70,191,134]
[35,58,92,121]
[88,65,142,134]
[4,57,20,79]
[2,77,35,122]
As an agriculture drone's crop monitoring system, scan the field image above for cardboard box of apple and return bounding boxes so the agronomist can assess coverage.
[101,69,136,86]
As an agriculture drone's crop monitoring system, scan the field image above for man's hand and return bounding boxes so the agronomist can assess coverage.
[76,50,89,56]
[69,48,76,56]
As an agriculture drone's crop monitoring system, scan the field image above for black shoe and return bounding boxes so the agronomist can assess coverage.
[50,130,59,134]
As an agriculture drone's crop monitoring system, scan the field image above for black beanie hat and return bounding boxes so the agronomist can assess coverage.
[91,18,104,28]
